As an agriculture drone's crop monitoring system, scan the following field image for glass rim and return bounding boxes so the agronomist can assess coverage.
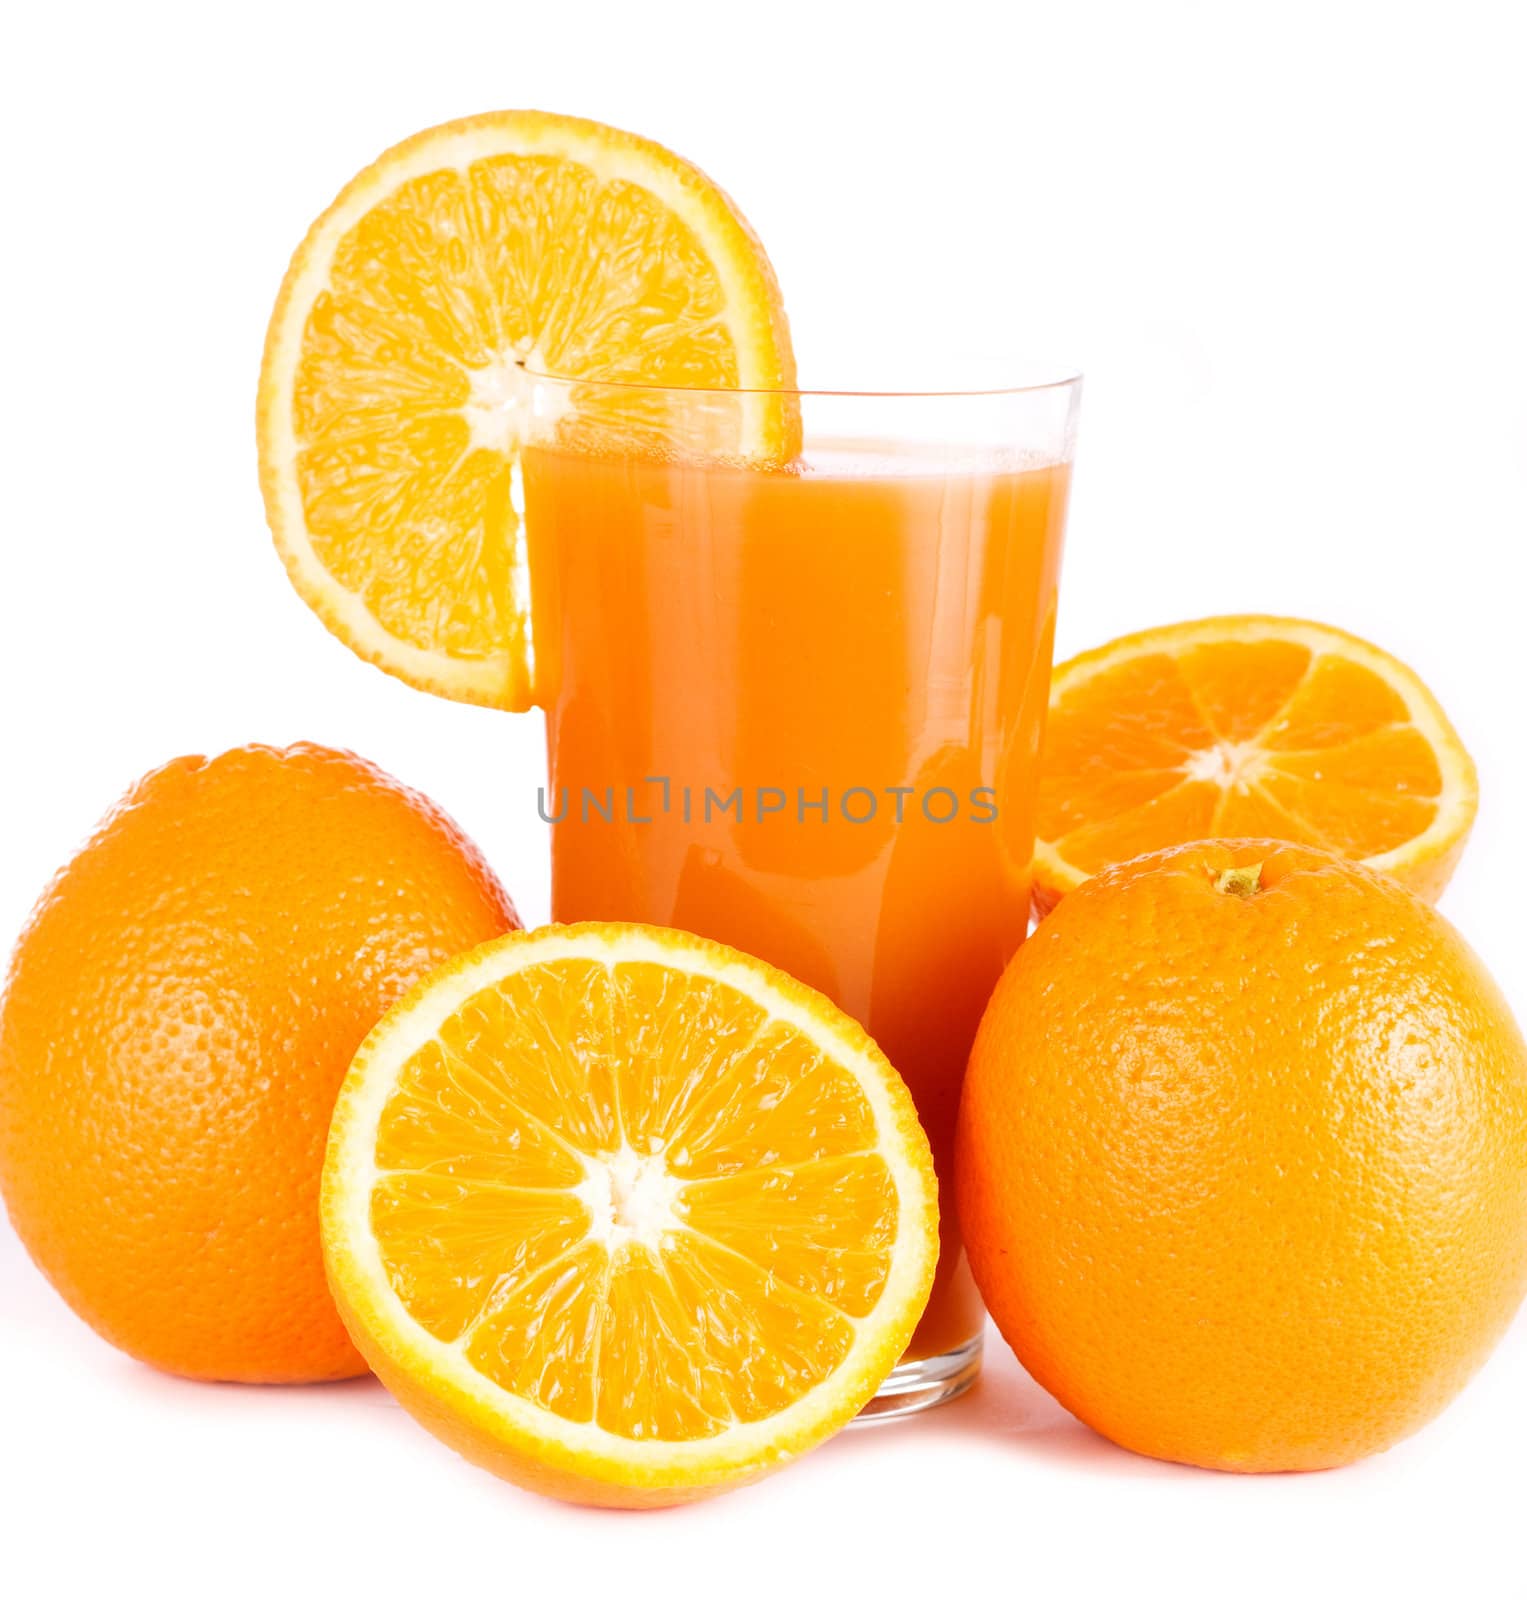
[523,362,1084,400]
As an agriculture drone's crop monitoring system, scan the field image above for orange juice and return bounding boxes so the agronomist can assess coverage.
[523,440,1070,1376]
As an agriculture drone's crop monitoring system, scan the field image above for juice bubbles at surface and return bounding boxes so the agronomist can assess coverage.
[523,441,1070,1362]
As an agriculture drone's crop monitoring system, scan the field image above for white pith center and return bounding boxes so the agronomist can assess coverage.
[576,1144,686,1254]
[1183,739,1266,788]
[462,350,534,456]
[460,347,573,456]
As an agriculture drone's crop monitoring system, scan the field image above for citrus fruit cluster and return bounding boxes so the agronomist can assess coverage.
[2,108,1525,1510]
[0,745,938,1506]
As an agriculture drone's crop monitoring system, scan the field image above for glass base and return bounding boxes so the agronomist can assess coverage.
[853,1333,983,1424]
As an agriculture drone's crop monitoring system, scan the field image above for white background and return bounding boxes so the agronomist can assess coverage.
[3,2,1525,1594]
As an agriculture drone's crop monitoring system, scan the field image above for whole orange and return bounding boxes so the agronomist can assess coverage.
[957,839,1527,1472]
[0,744,518,1382]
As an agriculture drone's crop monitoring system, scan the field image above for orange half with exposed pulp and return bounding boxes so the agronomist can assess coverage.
[320,923,937,1508]
[1033,615,1477,913]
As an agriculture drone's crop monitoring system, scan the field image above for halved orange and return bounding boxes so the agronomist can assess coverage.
[258,111,797,710]
[320,922,938,1508]
[1033,615,1478,914]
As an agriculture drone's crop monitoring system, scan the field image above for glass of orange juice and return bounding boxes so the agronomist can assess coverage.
[521,370,1080,1416]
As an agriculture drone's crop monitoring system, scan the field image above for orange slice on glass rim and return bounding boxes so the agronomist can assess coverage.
[258,111,797,709]
[1032,615,1478,914]
[320,922,938,1508]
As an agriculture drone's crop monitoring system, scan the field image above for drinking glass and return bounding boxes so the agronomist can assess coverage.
[520,369,1080,1416]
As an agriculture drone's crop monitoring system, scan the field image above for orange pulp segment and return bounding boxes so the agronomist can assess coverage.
[1033,615,1478,912]
[321,922,937,1507]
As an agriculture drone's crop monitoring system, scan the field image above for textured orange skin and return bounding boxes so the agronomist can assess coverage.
[0,744,518,1382]
[957,839,1527,1472]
